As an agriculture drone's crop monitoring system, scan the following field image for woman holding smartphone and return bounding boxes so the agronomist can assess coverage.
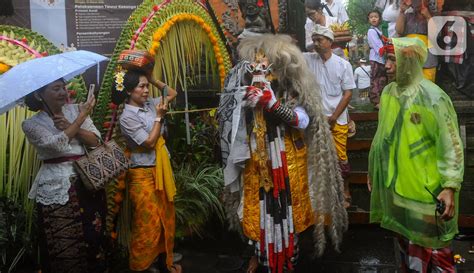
[22,79,107,273]
[112,69,181,273]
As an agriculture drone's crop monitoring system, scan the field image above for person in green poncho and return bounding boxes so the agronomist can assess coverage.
[368,37,464,272]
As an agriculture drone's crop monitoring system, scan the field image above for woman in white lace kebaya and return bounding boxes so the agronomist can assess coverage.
[22,79,107,273]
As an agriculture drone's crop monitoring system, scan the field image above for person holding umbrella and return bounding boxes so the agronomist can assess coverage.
[21,81,107,273]
[0,50,109,273]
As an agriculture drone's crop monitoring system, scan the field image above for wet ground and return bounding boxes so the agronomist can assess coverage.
[172,90,474,273]
[176,225,474,273]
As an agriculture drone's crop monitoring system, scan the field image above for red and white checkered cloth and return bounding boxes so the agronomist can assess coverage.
[397,236,456,273]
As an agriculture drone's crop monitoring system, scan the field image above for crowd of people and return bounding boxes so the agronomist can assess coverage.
[16,0,467,272]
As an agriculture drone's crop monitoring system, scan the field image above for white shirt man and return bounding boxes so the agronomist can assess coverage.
[304,52,355,125]
[354,59,371,90]
[322,0,349,24]
[303,25,356,206]
[305,16,338,51]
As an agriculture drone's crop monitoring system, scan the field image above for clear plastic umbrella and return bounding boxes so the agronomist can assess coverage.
[0,50,108,115]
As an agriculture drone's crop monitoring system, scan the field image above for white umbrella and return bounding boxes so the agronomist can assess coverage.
[0,50,108,115]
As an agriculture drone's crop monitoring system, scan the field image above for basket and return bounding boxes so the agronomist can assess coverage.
[117,50,155,74]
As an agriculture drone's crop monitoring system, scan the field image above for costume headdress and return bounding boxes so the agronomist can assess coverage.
[378,35,394,56]
[220,34,348,256]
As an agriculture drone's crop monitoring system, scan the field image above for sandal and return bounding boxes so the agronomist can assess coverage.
[170,264,182,273]
[247,256,259,273]
[343,195,352,209]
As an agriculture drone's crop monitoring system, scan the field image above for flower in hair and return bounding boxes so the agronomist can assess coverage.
[114,69,126,92]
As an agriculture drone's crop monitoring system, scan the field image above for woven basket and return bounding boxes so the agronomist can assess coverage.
[117,50,155,74]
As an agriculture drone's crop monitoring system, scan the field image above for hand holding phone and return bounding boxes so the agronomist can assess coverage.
[162,85,168,106]
[87,84,96,101]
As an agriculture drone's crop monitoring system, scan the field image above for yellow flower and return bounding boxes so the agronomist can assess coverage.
[203,25,211,33]
[0,63,10,73]
[116,83,124,92]
[210,35,217,44]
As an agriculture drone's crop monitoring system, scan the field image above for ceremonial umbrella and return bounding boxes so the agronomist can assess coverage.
[0,50,108,115]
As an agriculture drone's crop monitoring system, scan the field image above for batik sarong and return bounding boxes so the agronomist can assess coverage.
[37,177,107,273]
[369,60,388,106]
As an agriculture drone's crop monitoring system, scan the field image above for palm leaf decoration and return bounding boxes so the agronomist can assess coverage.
[93,0,232,136]
[0,25,87,271]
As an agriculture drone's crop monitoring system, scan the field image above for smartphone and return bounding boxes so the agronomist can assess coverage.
[87,84,95,101]
[162,85,168,105]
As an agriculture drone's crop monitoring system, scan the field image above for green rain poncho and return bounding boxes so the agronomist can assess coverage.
[369,37,464,248]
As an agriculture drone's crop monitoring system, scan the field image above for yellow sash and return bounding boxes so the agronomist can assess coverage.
[154,136,176,202]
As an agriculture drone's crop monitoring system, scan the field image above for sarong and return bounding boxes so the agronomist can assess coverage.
[369,60,388,105]
[37,177,107,273]
[331,123,350,178]
[398,236,455,273]
[128,167,175,271]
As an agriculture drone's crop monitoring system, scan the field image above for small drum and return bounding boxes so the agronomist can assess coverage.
[117,50,155,74]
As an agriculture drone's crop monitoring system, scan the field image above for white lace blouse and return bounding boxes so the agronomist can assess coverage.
[22,104,100,205]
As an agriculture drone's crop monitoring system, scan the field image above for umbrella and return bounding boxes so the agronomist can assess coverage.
[0,50,108,115]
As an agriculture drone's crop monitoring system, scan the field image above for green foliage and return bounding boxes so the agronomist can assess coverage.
[174,164,225,238]
[0,197,36,273]
[347,0,377,35]
[167,108,220,167]
[166,109,224,237]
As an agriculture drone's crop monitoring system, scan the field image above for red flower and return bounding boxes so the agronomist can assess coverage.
[21,37,28,44]
[103,122,111,128]
[142,16,148,23]
[68,89,76,97]
[153,5,159,11]
[40,51,48,57]
[109,103,117,109]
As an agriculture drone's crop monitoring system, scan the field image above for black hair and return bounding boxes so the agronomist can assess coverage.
[305,0,323,11]
[367,9,382,20]
[24,79,66,112]
[24,86,47,112]
[111,69,147,105]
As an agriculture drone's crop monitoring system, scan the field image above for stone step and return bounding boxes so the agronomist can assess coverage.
[348,138,372,151]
